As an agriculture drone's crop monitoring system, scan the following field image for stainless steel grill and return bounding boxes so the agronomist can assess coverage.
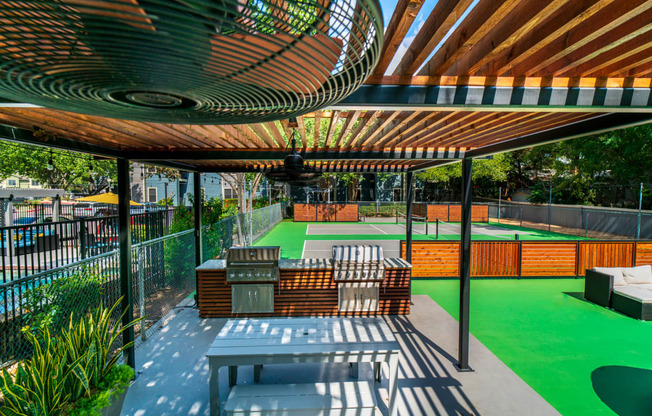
[226,246,280,282]
[332,245,385,282]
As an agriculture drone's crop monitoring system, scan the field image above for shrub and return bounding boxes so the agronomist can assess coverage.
[0,299,141,416]
[22,268,105,339]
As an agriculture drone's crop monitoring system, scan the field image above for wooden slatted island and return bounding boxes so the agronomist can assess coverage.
[196,258,412,318]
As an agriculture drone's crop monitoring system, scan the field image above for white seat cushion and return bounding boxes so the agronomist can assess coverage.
[613,285,652,303]
[593,267,626,286]
[634,284,652,291]
[622,265,652,285]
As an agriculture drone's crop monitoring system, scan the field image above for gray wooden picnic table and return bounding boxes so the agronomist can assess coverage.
[207,317,401,416]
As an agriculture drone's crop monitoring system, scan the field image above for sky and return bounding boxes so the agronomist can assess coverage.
[376,0,479,75]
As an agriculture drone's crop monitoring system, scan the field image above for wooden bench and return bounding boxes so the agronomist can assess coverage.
[224,381,378,416]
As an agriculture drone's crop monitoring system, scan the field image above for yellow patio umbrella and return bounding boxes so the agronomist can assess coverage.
[76,192,141,206]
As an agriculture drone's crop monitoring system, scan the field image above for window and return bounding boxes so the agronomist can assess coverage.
[31,180,39,186]
[223,187,235,199]
[7,179,16,187]
[147,187,158,203]
[393,188,402,202]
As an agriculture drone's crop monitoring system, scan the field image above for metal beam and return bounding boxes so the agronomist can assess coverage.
[409,159,458,172]
[465,112,652,158]
[194,165,414,174]
[0,123,123,158]
[0,124,198,171]
[131,148,466,161]
[194,172,203,266]
[193,172,203,309]
[405,172,414,264]
[331,85,652,112]
[458,157,473,372]
[117,158,135,368]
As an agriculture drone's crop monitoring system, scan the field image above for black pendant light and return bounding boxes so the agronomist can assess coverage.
[265,117,322,184]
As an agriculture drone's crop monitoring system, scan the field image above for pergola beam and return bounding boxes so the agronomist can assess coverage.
[332,85,652,112]
[465,112,652,158]
[131,149,466,161]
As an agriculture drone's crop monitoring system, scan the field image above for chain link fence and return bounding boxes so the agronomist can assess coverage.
[483,200,652,239]
[0,204,282,367]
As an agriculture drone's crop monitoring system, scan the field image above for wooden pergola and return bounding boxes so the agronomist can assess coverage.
[1,0,652,370]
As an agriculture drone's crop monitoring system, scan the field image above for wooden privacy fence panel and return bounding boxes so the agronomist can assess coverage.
[318,204,336,221]
[520,242,578,276]
[635,243,652,266]
[427,205,449,221]
[294,204,317,221]
[294,204,359,222]
[447,205,489,222]
[401,241,459,277]
[578,242,635,271]
[335,204,359,221]
[471,242,519,277]
[403,240,652,278]
[412,203,428,218]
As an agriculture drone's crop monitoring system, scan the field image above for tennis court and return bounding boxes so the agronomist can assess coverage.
[306,220,535,237]
[255,219,582,259]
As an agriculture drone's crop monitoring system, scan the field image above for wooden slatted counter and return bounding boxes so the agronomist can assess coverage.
[196,258,411,318]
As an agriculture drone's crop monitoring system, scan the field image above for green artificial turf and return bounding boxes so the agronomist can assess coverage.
[412,279,652,416]
[254,220,587,258]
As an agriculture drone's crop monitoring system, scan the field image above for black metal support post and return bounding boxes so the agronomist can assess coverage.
[194,172,203,266]
[194,172,203,309]
[117,158,135,368]
[458,157,473,372]
[405,172,414,263]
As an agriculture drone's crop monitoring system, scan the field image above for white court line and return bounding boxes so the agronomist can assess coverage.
[301,240,307,259]
[369,224,388,234]
[306,224,311,235]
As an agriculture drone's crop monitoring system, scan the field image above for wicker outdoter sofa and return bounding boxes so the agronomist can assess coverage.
[584,265,652,320]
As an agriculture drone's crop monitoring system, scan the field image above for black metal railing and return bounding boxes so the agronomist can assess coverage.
[1,210,175,285]
[0,204,282,366]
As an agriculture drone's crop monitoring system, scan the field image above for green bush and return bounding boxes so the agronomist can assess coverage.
[66,365,134,416]
[22,268,105,339]
[0,299,141,416]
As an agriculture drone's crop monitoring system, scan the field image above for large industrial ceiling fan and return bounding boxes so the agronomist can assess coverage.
[0,0,383,124]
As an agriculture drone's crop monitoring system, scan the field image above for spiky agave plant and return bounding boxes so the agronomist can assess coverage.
[0,298,143,416]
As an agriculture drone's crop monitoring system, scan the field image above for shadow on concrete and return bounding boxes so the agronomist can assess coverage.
[389,315,481,416]
[591,365,652,416]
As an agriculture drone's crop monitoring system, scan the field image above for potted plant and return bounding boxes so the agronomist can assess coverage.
[0,298,142,416]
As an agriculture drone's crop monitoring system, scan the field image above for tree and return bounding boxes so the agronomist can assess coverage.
[220,173,265,214]
[415,153,512,199]
[0,138,116,195]
[512,124,652,207]
[323,172,364,201]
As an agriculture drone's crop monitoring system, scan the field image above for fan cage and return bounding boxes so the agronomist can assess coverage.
[0,0,383,124]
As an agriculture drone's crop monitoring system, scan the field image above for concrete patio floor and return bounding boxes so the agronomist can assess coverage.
[121,295,561,416]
